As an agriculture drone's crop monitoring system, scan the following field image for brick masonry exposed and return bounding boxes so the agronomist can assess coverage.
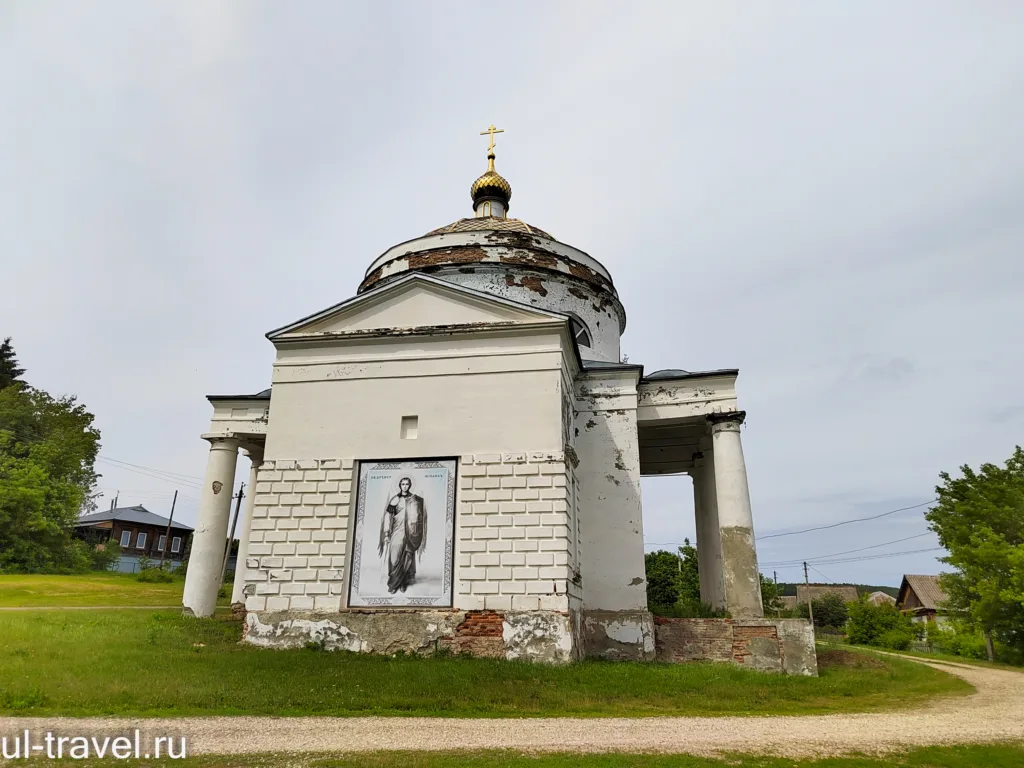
[654,617,818,676]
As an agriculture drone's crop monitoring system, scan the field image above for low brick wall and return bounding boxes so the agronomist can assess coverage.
[653,617,817,676]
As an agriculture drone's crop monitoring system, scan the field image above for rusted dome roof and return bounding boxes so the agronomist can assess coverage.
[424,217,553,239]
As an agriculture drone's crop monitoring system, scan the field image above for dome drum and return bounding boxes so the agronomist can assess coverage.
[358,232,624,327]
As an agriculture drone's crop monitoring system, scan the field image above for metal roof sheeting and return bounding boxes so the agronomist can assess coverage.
[76,506,194,532]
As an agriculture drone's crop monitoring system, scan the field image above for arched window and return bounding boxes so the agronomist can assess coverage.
[569,316,592,348]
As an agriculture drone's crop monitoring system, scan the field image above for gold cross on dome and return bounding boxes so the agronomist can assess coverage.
[480,123,504,153]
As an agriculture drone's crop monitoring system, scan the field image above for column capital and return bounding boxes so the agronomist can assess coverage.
[707,410,746,432]
[201,433,241,449]
[242,445,265,463]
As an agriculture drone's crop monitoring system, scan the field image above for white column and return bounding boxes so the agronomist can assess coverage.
[183,436,239,618]
[698,440,726,611]
[691,466,711,606]
[709,412,763,619]
[231,446,263,606]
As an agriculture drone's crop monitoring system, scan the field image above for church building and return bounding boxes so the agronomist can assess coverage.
[183,128,814,672]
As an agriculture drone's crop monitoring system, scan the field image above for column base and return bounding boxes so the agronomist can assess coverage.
[653,617,817,676]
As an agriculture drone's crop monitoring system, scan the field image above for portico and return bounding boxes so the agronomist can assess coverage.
[636,370,762,619]
[181,393,269,618]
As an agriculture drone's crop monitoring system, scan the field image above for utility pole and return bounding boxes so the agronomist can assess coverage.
[113,491,119,509]
[804,561,815,630]
[158,490,178,568]
[220,483,245,589]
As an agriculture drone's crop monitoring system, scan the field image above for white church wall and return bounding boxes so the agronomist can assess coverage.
[573,369,648,612]
[571,367,654,659]
[242,328,579,622]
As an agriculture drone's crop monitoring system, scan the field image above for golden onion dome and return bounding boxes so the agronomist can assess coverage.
[470,151,512,208]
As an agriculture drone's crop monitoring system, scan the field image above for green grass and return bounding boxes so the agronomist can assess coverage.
[820,642,1024,672]
[890,648,1023,671]
[0,573,185,607]
[16,745,1024,768]
[0,611,971,718]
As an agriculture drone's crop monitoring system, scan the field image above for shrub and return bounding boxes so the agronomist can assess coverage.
[137,567,174,583]
[877,627,914,650]
[796,592,851,629]
[847,597,916,648]
[928,621,992,660]
[89,541,121,572]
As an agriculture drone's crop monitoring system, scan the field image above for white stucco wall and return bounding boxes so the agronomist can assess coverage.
[573,369,649,612]
[263,331,564,460]
[242,320,580,616]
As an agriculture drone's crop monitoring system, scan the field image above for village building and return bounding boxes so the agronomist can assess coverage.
[75,505,193,573]
[795,584,860,606]
[897,574,950,625]
[866,590,897,606]
[181,129,816,674]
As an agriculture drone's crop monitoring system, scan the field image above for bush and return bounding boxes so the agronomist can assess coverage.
[847,597,916,648]
[927,622,991,660]
[136,567,174,583]
[89,541,120,572]
[877,627,914,650]
[796,592,851,629]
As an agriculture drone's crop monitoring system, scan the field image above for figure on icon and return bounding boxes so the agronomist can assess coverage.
[378,477,427,593]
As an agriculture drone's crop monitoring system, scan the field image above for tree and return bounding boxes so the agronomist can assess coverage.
[797,592,850,629]
[0,366,101,572]
[644,539,700,610]
[760,574,784,613]
[925,447,1024,660]
[847,598,915,650]
[0,337,26,390]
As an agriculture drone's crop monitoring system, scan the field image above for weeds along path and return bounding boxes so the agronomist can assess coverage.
[1,659,1022,757]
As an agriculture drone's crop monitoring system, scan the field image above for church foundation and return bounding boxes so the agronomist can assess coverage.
[242,608,579,663]
[580,610,656,661]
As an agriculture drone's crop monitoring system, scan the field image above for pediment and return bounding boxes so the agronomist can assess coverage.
[268,274,564,340]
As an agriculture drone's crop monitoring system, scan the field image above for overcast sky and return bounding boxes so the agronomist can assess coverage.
[2,3,1021,587]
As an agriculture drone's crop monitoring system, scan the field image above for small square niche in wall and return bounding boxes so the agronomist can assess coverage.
[401,415,418,440]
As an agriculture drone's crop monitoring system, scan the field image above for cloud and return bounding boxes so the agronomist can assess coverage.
[1,2,1022,586]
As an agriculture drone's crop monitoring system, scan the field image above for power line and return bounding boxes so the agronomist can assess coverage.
[95,459,203,490]
[760,532,934,566]
[98,455,203,482]
[809,546,944,566]
[811,565,835,581]
[756,499,937,541]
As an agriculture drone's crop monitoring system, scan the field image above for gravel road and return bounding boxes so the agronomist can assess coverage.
[1,658,1021,758]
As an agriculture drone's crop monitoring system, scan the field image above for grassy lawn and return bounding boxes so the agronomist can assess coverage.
[819,642,1024,673]
[0,573,184,607]
[0,611,970,718]
[15,745,1024,767]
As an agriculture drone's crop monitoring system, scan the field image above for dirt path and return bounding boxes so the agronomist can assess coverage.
[1,659,1022,758]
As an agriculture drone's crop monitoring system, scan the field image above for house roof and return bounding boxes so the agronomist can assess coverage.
[76,506,194,532]
[795,584,860,604]
[867,591,897,605]
[898,574,948,611]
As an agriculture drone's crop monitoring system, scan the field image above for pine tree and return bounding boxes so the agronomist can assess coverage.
[0,337,26,390]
